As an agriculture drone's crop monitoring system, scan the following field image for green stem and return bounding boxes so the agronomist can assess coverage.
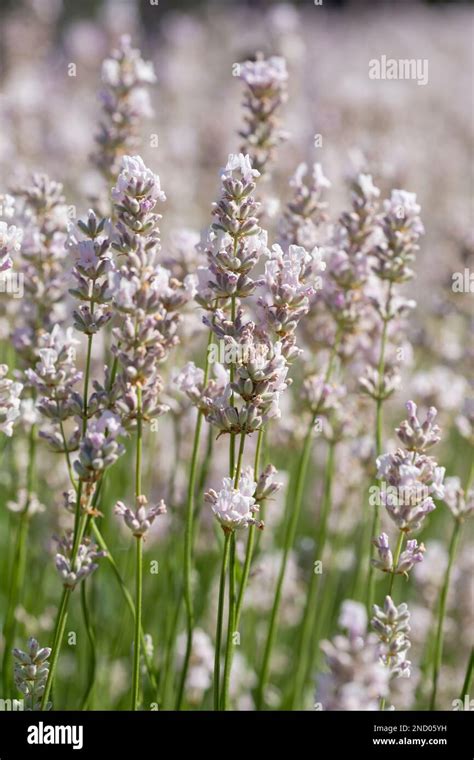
[289,440,336,709]
[131,384,143,711]
[233,429,246,486]
[82,333,93,437]
[2,423,36,693]
[388,530,404,598]
[90,521,157,692]
[40,587,71,709]
[255,413,315,710]
[221,532,236,711]
[175,331,213,710]
[80,580,96,710]
[367,283,393,614]
[131,536,143,710]
[214,531,231,710]
[460,647,474,702]
[256,338,340,709]
[429,519,461,710]
[235,428,264,626]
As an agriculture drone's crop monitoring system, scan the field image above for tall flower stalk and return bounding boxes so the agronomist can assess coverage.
[362,190,424,613]
[429,469,473,709]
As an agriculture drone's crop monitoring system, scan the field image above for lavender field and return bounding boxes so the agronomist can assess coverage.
[0,0,472,715]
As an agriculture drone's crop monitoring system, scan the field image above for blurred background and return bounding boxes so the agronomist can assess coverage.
[0,0,472,711]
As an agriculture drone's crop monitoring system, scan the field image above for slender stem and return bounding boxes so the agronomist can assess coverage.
[367,283,393,614]
[40,588,71,709]
[2,423,36,693]
[131,384,143,711]
[388,530,404,597]
[235,428,264,626]
[131,536,143,710]
[90,521,157,692]
[214,531,230,710]
[175,330,213,710]
[460,647,474,702]
[221,532,236,711]
[82,333,93,437]
[256,338,340,709]
[80,579,96,710]
[233,429,246,486]
[135,386,143,496]
[430,519,461,710]
[256,413,315,710]
[228,232,239,476]
[290,439,336,709]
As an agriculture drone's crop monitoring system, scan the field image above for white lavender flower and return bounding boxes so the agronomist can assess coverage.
[238,54,288,175]
[279,162,330,249]
[376,402,445,533]
[318,600,390,710]
[259,242,325,358]
[396,401,441,452]
[371,596,411,680]
[205,467,261,531]
[13,638,52,710]
[372,533,425,576]
[373,190,424,283]
[442,476,474,521]
[112,154,166,207]
[115,494,167,538]
[74,411,125,482]
[93,36,157,182]
[0,364,23,436]
[0,219,22,271]
[54,534,106,589]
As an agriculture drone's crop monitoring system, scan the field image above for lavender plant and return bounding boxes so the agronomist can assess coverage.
[0,9,470,719]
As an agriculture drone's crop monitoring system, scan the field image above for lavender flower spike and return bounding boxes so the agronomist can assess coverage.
[396,401,441,452]
[115,495,167,538]
[54,534,106,589]
[0,364,23,436]
[13,638,52,711]
[205,467,262,531]
[372,533,425,577]
[371,596,411,680]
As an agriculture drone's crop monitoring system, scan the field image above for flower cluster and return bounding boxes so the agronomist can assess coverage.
[197,153,264,309]
[237,54,288,175]
[259,242,326,359]
[0,214,22,272]
[92,35,156,183]
[318,601,390,710]
[11,174,69,367]
[105,155,190,429]
[115,494,167,538]
[373,191,424,283]
[372,533,425,576]
[375,402,445,533]
[205,467,262,531]
[13,638,52,710]
[371,596,411,680]
[442,476,474,522]
[324,173,380,335]
[54,533,106,589]
[278,163,330,250]
[68,210,115,336]
[73,411,125,484]
[0,363,23,436]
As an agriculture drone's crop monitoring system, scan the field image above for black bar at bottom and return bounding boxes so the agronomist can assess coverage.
[0,710,471,757]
